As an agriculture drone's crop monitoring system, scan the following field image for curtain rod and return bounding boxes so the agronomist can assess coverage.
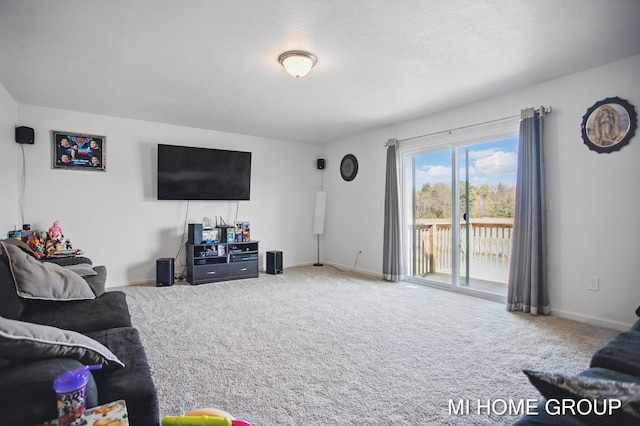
[385,106,552,146]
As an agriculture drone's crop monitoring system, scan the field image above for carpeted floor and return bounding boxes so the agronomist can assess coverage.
[118,266,618,425]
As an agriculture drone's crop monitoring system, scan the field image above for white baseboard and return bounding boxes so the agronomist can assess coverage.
[550,308,633,331]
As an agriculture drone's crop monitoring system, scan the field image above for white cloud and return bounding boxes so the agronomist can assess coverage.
[474,151,517,176]
[417,164,451,183]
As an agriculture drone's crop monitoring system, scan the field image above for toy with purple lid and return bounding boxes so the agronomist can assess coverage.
[53,365,102,426]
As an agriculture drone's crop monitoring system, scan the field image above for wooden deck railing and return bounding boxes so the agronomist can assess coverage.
[412,221,513,277]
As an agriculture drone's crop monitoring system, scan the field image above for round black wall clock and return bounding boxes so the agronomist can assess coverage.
[581,96,637,153]
[340,154,358,181]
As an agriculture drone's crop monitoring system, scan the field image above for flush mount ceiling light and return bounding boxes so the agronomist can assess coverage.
[278,50,317,78]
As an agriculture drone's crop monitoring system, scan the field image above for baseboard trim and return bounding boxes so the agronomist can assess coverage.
[550,308,633,331]
[318,262,380,279]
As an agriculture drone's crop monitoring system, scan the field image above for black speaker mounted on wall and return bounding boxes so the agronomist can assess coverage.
[317,158,325,169]
[15,126,34,145]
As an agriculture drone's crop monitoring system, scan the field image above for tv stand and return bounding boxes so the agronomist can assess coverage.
[186,241,259,285]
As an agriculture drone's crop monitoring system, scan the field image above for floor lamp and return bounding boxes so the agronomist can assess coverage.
[313,191,327,266]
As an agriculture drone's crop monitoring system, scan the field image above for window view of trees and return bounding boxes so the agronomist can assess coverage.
[415,182,515,219]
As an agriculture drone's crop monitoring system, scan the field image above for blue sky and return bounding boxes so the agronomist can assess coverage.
[412,137,518,188]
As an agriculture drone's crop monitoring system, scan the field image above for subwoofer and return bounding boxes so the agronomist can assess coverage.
[156,258,174,287]
[266,251,283,275]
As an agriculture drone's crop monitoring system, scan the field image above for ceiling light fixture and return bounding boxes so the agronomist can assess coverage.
[278,50,317,79]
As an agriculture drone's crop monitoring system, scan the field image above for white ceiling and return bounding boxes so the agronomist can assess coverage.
[1,1,639,144]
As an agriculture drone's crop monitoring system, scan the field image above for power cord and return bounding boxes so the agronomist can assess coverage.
[173,200,190,280]
[327,250,362,273]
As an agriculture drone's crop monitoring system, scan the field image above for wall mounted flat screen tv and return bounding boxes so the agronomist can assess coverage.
[157,144,251,200]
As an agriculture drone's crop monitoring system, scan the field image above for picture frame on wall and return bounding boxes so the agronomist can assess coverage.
[581,96,637,154]
[51,130,106,171]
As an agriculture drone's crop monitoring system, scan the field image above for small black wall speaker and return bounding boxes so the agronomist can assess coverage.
[156,258,175,287]
[317,158,325,169]
[188,223,203,244]
[266,250,283,275]
[15,126,34,145]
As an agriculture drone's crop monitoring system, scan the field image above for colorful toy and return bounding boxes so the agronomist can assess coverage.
[161,408,251,426]
[48,220,63,240]
[162,416,231,426]
[26,233,46,259]
[187,408,234,418]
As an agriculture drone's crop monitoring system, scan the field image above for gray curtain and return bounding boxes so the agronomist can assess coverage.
[383,139,402,281]
[507,108,550,315]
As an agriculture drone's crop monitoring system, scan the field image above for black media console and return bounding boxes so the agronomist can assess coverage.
[186,240,259,285]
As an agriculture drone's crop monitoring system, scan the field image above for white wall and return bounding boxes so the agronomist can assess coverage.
[13,105,323,286]
[323,55,640,330]
[5,56,639,329]
[0,82,18,233]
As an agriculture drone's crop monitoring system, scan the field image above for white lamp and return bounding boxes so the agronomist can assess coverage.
[278,50,317,78]
[313,191,327,266]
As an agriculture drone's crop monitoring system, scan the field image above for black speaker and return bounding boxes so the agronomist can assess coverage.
[156,258,174,287]
[15,126,34,144]
[317,159,325,169]
[188,223,203,244]
[266,251,283,275]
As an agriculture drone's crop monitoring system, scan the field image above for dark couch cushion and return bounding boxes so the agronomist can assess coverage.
[579,367,640,382]
[590,330,640,377]
[0,357,99,426]
[20,291,132,333]
[87,327,159,426]
[43,256,106,296]
[84,265,107,296]
[0,255,25,319]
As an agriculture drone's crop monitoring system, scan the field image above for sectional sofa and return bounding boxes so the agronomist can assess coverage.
[0,238,159,425]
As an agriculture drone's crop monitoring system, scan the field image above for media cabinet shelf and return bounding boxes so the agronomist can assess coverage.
[186,241,259,285]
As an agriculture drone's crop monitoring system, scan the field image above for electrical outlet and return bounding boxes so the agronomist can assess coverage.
[587,276,599,291]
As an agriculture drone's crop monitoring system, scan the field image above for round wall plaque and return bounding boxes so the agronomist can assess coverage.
[581,96,637,153]
[340,154,358,181]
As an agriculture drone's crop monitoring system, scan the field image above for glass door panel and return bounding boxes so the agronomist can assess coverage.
[406,149,453,285]
[457,138,518,294]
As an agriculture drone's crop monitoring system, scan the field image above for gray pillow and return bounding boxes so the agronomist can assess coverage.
[524,370,640,421]
[0,242,95,300]
[0,316,124,369]
[63,263,98,277]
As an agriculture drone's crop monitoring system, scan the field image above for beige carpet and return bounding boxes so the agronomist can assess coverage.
[118,266,618,425]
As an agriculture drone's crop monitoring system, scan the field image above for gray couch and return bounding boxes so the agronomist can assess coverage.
[514,308,640,425]
[0,238,159,425]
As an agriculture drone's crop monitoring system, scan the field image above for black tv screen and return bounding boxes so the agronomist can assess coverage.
[157,144,251,200]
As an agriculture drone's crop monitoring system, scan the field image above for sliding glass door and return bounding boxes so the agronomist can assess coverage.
[405,148,454,285]
[402,129,518,300]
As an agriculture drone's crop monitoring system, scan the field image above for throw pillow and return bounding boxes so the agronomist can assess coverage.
[0,316,124,369]
[63,263,98,277]
[0,238,38,259]
[523,370,640,421]
[0,242,95,300]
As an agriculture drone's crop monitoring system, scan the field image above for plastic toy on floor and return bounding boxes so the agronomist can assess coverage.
[162,408,251,426]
